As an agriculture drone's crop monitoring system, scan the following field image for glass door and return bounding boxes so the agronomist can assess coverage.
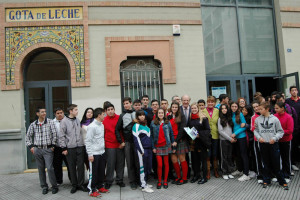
[279,72,299,98]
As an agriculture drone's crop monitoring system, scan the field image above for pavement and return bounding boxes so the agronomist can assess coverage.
[0,165,300,200]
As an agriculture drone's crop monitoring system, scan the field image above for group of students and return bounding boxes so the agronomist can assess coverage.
[25,86,300,197]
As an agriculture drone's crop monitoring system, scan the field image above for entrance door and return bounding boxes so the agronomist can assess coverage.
[24,50,71,169]
[279,72,299,98]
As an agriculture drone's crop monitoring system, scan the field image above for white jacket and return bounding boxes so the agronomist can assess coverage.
[85,120,105,156]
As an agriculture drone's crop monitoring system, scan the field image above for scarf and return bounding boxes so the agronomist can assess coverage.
[191,113,199,120]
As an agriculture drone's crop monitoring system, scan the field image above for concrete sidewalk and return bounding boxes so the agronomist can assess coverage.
[0,166,300,200]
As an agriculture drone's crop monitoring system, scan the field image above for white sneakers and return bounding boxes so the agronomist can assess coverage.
[142,186,154,193]
[285,178,291,183]
[222,175,229,180]
[292,165,299,171]
[231,170,243,176]
[272,178,278,182]
[238,174,250,182]
[257,180,263,184]
[249,171,256,179]
[228,175,234,179]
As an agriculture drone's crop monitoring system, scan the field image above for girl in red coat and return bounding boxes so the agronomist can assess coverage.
[274,102,294,182]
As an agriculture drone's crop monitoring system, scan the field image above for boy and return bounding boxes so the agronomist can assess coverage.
[103,102,125,189]
[59,104,87,194]
[160,99,169,115]
[142,94,152,114]
[26,107,58,195]
[115,97,139,189]
[86,108,108,197]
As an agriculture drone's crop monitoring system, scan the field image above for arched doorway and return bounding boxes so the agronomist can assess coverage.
[24,49,71,169]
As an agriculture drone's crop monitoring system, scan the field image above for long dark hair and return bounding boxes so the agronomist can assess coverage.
[230,101,241,124]
[170,102,181,124]
[154,108,169,125]
[243,105,253,124]
[80,107,94,125]
[219,104,233,128]
[134,110,147,126]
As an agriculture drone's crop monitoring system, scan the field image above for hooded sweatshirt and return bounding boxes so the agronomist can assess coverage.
[254,114,284,143]
[85,119,105,156]
[274,112,294,142]
[59,116,84,150]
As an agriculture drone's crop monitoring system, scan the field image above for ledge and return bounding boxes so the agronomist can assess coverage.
[0,129,22,140]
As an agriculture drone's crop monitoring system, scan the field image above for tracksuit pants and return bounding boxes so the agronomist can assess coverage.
[259,142,286,185]
[235,137,249,176]
[279,141,292,178]
[254,141,264,179]
[220,140,235,174]
[136,149,152,188]
[105,148,125,184]
[87,154,106,193]
[66,146,85,188]
[125,142,140,184]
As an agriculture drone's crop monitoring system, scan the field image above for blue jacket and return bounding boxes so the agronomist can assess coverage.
[232,112,247,139]
[150,121,175,149]
[132,123,152,154]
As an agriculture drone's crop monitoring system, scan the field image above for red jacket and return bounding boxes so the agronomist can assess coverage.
[251,113,260,141]
[103,114,123,148]
[274,112,294,142]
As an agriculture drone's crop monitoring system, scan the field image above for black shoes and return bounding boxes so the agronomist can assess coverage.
[52,188,59,194]
[157,182,162,189]
[116,182,126,187]
[42,188,48,195]
[105,183,112,189]
[171,178,180,184]
[190,176,201,183]
[177,179,188,185]
[198,179,207,184]
[78,186,88,192]
[163,182,168,189]
[130,183,138,190]
[70,187,77,194]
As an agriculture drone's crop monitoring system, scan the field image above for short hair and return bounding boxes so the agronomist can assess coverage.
[275,101,285,109]
[254,92,262,99]
[103,102,114,111]
[275,93,284,101]
[54,107,63,113]
[251,100,260,106]
[219,94,228,102]
[36,107,46,113]
[259,101,270,110]
[271,91,278,96]
[171,95,179,101]
[141,95,149,99]
[122,97,132,103]
[207,96,216,103]
[289,85,298,92]
[133,99,142,105]
[94,108,105,118]
[197,99,206,105]
[67,104,77,112]
[151,99,159,105]
[181,95,191,101]
[161,99,168,103]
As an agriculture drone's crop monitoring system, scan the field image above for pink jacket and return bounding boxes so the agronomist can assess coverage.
[274,112,294,142]
[251,113,260,141]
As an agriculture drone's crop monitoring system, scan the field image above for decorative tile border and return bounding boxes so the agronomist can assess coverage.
[5,26,85,85]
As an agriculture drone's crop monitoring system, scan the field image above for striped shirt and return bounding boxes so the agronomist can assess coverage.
[26,118,57,149]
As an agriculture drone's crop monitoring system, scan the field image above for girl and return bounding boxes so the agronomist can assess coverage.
[254,102,288,190]
[168,102,189,185]
[250,101,264,184]
[238,97,247,112]
[274,102,294,182]
[218,104,235,180]
[133,110,154,193]
[230,101,250,181]
[151,108,176,189]
[189,102,211,184]
[203,96,219,179]
[242,105,256,178]
[81,108,94,172]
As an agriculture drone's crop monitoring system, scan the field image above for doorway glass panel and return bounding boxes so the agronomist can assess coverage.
[208,81,231,102]
[28,88,46,124]
[52,87,69,118]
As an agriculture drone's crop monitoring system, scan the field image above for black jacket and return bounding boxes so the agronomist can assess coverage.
[115,109,136,143]
[188,117,211,150]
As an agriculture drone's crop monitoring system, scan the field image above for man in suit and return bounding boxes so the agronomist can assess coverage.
[180,95,191,178]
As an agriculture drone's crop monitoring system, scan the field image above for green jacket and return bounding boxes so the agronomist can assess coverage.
[203,108,219,139]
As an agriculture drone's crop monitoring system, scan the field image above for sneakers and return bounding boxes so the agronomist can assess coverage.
[292,165,299,171]
[238,174,250,182]
[222,175,229,180]
[52,187,59,194]
[147,184,153,188]
[98,187,109,193]
[42,188,48,195]
[271,178,278,182]
[231,170,243,176]
[281,184,289,190]
[249,171,256,179]
[291,171,295,176]
[90,191,101,197]
[257,179,263,184]
[285,178,291,183]
[228,175,234,179]
[142,186,154,193]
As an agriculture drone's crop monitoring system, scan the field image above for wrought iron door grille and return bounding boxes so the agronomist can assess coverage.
[120,60,163,102]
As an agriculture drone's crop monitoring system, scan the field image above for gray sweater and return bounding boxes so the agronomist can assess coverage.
[254,114,284,143]
[59,116,84,149]
[85,120,105,156]
[217,118,233,141]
